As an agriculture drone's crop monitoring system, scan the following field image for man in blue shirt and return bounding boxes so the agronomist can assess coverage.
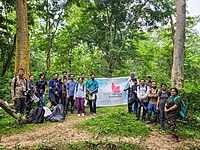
[49,73,62,106]
[66,74,77,114]
[86,73,99,115]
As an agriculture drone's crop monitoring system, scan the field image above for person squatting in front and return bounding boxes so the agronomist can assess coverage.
[49,73,62,106]
[86,73,99,115]
[165,88,181,142]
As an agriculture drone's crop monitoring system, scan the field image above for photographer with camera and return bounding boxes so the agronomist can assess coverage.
[11,68,29,114]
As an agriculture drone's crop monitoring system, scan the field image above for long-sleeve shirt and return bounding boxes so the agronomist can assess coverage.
[49,79,62,96]
[137,85,149,102]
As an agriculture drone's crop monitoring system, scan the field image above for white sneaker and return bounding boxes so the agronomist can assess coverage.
[82,113,84,116]
[78,114,81,116]
[93,113,96,116]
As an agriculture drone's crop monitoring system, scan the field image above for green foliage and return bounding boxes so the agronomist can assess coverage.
[76,110,150,137]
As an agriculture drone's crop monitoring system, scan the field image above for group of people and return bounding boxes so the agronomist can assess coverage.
[11,68,181,142]
[125,73,181,142]
[11,68,99,117]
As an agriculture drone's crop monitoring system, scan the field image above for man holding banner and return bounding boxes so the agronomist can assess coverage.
[86,73,99,115]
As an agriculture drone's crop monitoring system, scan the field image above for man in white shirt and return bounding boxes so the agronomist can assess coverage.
[136,79,149,122]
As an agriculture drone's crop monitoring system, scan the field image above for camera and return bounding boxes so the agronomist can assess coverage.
[22,89,31,96]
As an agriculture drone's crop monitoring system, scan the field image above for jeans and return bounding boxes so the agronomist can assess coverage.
[49,94,60,106]
[37,92,45,107]
[76,97,85,114]
[147,103,158,122]
[89,95,97,114]
[15,98,26,114]
[136,101,148,120]
[66,96,75,113]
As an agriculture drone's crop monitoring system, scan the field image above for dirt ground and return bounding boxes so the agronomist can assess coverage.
[0,114,200,150]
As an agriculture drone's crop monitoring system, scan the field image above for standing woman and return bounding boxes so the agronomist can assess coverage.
[74,77,86,116]
[157,83,171,130]
[164,88,181,142]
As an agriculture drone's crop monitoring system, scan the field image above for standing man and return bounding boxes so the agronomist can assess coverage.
[49,73,62,106]
[124,73,137,113]
[66,74,77,114]
[147,81,160,123]
[136,79,149,122]
[11,68,28,114]
[146,75,152,88]
[86,73,99,115]
[59,71,68,114]
[36,73,47,107]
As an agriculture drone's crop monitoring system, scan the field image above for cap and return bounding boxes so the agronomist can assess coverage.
[147,75,152,78]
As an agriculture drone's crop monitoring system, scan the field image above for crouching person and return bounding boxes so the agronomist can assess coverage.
[165,88,181,142]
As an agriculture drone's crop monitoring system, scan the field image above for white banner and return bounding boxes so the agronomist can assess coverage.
[96,77,130,106]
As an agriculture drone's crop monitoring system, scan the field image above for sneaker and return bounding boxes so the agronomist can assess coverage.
[93,113,96,116]
[78,114,81,116]
[82,113,84,116]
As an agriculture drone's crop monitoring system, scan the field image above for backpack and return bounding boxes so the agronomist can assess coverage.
[50,104,65,122]
[27,107,45,123]
[173,96,186,118]
[75,83,85,93]
[138,85,148,93]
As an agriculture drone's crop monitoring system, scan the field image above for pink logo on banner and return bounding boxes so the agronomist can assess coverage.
[111,83,120,93]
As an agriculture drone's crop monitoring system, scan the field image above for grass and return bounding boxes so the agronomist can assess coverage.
[13,141,144,150]
[76,107,151,137]
[152,118,200,139]
[0,109,54,135]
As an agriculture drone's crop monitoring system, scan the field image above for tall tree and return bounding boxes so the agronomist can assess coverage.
[171,0,186,88]
[14,0,30,78]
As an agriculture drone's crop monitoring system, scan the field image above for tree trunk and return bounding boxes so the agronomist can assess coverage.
[0,100,27,123]
[171,0,186,89]
[14,0,30,79]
